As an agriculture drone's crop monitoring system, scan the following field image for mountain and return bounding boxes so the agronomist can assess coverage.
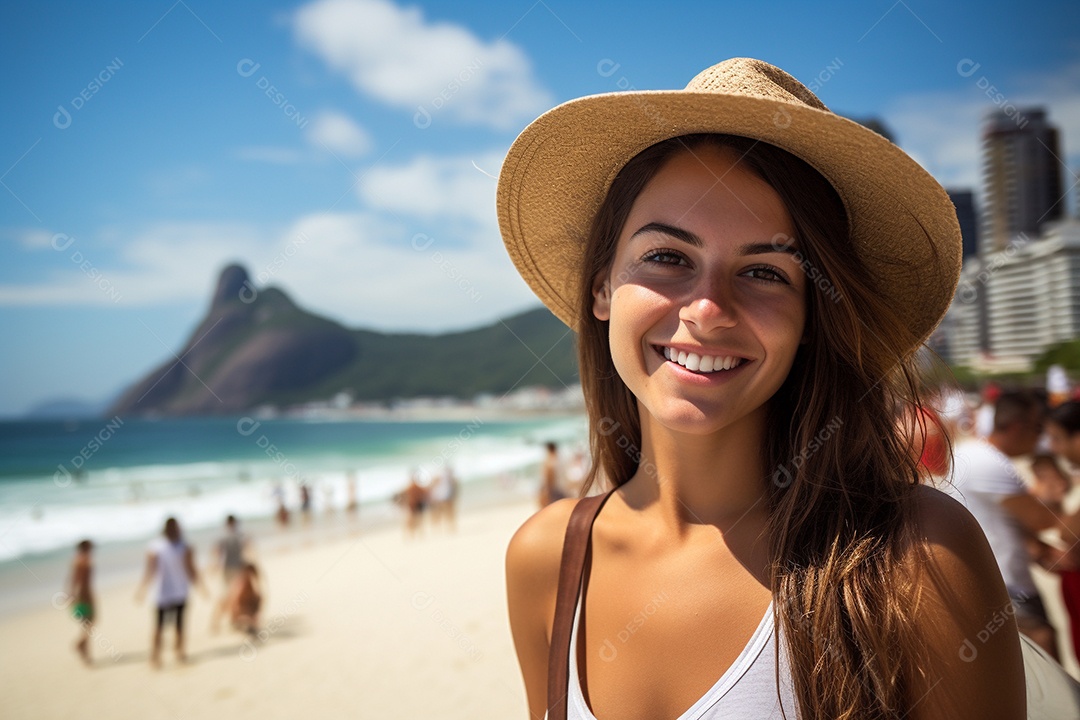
[108,264,578,416]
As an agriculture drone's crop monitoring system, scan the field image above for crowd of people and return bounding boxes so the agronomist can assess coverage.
[394,464,459,538]
[65,515,261,667]
[64,461,477,665]
[270,471,360,529]
[906,379,1080,665]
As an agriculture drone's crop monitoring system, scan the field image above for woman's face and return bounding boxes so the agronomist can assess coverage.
[1047,421,1080,467]
[592,144,808,436]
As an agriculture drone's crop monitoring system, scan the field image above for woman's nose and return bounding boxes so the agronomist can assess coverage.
[678,278,737,331]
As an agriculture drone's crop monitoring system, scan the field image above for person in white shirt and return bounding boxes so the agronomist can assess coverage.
[135,517,202,667]
[948,390,1065,658]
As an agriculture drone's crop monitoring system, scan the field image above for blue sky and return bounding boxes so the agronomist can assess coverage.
[1,0,1078,415]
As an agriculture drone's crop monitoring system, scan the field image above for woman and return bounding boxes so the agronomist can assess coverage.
[502,58,1028,718]
[136,517,201,668]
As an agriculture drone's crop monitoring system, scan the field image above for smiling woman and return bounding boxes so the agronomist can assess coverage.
[497,57,1074,720]
[593,143,807,439]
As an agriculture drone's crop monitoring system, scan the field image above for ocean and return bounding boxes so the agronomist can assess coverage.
[0,414,586,572]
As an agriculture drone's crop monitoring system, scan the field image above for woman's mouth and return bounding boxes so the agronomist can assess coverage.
[657,346,748,374]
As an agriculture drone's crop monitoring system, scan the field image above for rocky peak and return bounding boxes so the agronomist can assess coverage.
[211,264,252,310]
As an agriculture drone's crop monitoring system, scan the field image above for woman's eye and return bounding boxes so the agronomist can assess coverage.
[642,249,687,266]
[744,266,789,284]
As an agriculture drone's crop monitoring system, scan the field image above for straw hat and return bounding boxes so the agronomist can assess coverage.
[497,57,962,350]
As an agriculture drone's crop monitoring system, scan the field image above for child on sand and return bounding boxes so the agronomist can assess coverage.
[67,539,94,665]
[225,562,262,636]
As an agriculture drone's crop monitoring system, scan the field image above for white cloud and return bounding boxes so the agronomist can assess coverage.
[0,213,538,333]
[0,223,266,307]
[9,229,55,250]
[262,211,536,331]
[292,0,552,130]
[882,93,985,190]
[358,150,504,230]
[306,110,372,158]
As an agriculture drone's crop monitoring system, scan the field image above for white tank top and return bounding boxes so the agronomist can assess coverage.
[150,537,190,607]
[563,586,798,719]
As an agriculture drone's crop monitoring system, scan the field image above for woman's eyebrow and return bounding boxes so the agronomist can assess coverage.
[630,222,702,247]
[737,242,801,256]
[631,222,801,255]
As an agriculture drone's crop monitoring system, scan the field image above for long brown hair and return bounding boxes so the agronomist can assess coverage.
[576,134,934,718]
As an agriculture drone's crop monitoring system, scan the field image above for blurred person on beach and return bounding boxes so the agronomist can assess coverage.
[565,449,590,498]
[299,481,312,524]
[1048,365,1072,409]
[224,562,262,636]
[272,482,290,529]
[66,539,95,665]
[429,464,459,532]
[399,470,428,538]
[135,517,204,668]
[322,481,335,517]
[538,442,566,508]
[1027,452,1075,570]
[500,57,1060,717]
[897,396,950,481]
[210,515,250,633]
[1046,402,1080,661]
[948,391,1064,658]
[974,381,1002,439]
[934,383,970,439]
[345,471,359,515]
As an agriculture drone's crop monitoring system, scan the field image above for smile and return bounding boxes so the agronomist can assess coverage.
[657,346,748,374]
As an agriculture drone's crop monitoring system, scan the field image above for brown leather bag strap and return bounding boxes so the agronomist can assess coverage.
[547,489,616,720]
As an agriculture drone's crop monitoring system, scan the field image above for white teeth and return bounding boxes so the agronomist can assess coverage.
[661,347,743,374]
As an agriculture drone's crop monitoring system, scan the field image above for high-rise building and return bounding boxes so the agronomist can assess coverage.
[980,108,1065,255]
[947,189,980,260]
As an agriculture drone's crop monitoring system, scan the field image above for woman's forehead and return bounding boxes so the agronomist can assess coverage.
[622,148,795,244]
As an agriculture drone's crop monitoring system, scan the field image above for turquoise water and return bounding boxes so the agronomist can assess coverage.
[0,415,587,563]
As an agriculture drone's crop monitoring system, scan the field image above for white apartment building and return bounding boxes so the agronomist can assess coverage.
[942,219,1080,371]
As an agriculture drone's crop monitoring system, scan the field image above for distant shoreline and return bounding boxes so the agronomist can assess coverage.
[13,405,586,425]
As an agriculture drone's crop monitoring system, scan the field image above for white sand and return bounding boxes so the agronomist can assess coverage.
[3,489,1076,720]
[0,499,538,719]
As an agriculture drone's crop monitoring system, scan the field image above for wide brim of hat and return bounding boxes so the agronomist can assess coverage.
[497,89,962,348]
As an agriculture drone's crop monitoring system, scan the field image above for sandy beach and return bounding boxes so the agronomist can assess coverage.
[3,484,1079,720]
[0,496,538,719]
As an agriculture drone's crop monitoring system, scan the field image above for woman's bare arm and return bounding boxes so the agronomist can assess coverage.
[506,498,579,719]
[904,485,1026,720]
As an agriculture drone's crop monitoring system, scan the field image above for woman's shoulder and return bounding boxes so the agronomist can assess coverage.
[505,496,585,585]
[907,483,990,552]
[902,483,1003,584]
[898,484,1026,718]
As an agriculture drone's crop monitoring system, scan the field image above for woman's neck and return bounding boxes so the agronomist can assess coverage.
[622,406,771,540]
